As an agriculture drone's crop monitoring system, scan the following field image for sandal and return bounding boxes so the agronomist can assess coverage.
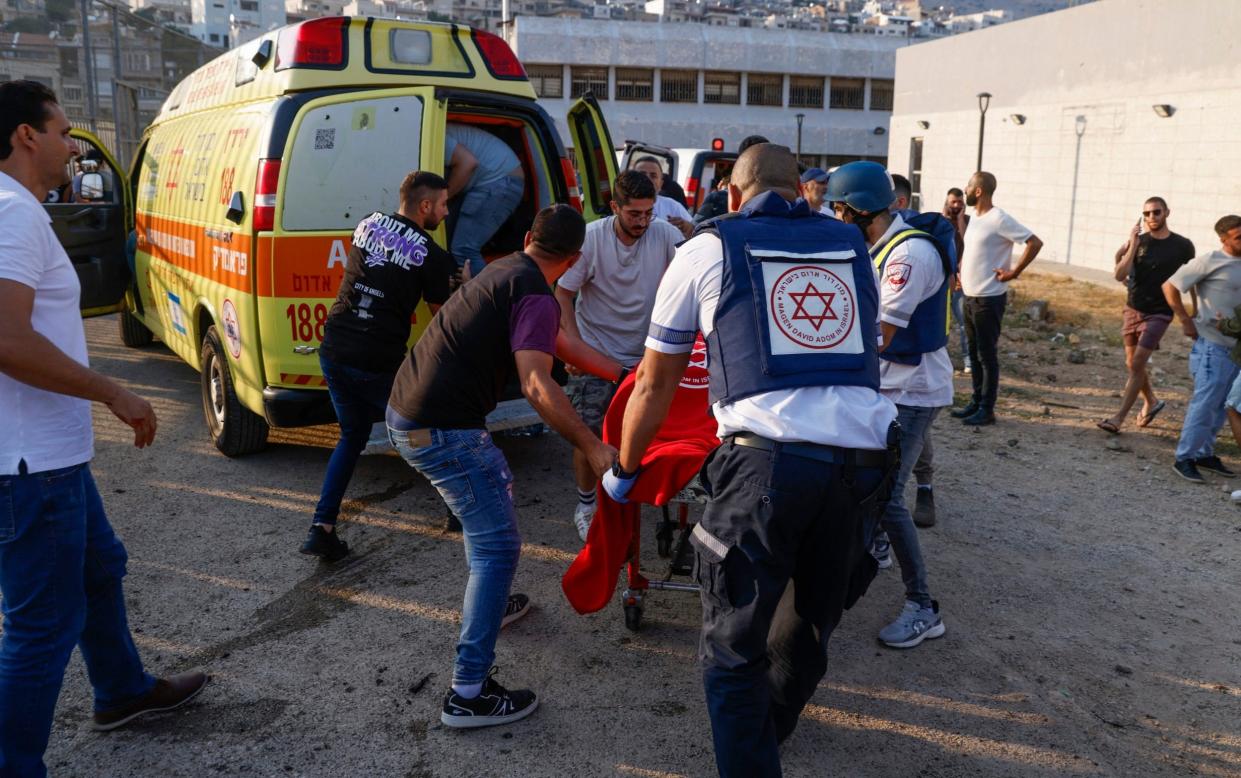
[1137,399,1166,428]
[1096,420,1120,435]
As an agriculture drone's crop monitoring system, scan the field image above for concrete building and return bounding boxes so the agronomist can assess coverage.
[886,0,1241,273]
[191,0,285,48]
[508,15,903,165]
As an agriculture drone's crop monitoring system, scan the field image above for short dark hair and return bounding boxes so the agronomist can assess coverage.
[1215,215,1241,237]
[972,171,997,196]
[614,169,656,206]
[947,187,964,197]
[1145,196,1168,211]
[530,204,586,258]
[738,135,769,154]
[399,170,447,208]
[890,173,912,200]
[0,80,58,161]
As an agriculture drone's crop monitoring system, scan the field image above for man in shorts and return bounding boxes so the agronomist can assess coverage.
[556,170,681,539]
[1098,197,1194,433]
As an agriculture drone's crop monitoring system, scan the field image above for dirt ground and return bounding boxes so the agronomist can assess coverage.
[36,270,1241,777]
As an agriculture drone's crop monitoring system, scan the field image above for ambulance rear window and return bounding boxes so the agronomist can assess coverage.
[282,95,423,231]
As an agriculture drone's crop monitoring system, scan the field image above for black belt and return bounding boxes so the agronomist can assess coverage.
[726,432,889,469]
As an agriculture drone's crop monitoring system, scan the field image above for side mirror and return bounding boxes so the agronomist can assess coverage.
[80,172,105,201]
[226,191,245,224]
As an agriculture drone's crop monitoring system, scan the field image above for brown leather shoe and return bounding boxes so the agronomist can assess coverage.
[92,671,210,731]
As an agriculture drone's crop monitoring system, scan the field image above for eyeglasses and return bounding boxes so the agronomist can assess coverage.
[1143,209,1164,217]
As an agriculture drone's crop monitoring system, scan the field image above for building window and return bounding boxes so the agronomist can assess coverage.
[870,79,894,111]
[746,73,782,107]
[703,71,740,105]
[615,67,653,102]
[788,75,824,109]
[829,77,865,110]
[660,69,697,103]
[570,66,608,99]
[908,137,923,211]
[239,0,258,10]
[525,63,563,98]
[209,33,220,42]
[63,85,84,102]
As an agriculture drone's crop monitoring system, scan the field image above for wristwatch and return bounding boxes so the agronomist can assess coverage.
[612,461,640,480]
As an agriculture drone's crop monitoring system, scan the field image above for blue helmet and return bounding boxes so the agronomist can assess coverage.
[823,161,895,213]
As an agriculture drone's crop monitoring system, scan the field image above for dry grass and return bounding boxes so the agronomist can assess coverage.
[1007,271,1127,332]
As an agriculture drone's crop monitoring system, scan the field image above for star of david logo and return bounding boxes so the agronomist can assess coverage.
[787,282,838,332]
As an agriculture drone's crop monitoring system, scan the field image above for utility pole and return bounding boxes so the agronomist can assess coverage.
[975,91,991,172]
[110,2,124,156]
[79,0,98,132]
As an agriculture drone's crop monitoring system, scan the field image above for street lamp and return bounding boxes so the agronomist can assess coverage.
[795,113,805,159]
[976,91,992,172]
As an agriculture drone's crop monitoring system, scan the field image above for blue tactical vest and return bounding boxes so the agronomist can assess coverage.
[706,191,880,406]
[872,227,952,366]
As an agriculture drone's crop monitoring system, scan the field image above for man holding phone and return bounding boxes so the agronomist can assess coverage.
[1097,197,1195,434]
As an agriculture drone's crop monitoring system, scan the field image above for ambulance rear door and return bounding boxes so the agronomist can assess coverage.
[257,86,445,400]
[566,93,618,222]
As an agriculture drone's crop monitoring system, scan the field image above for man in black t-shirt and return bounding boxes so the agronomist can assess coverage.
[1099,196,1195,433]
[386,205,617,730]
[299,171,456,561]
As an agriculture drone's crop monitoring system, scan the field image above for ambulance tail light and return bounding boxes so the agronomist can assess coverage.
[253,159,281,232]
[686,176,700,210]
[471,29,526,80]
[276,17,348,70]
[561,157,583,212]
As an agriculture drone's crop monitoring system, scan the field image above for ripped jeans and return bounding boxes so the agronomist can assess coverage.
[389,427,520,686]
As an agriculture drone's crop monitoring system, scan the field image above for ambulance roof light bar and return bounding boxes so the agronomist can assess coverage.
[275,17,349,71]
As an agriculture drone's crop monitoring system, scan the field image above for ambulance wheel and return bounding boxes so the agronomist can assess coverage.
[200,326,268,457]
[623,603,643,632]
[119,309,154,347]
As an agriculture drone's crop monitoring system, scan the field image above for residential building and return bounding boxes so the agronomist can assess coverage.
[191,0,285,48]
[886,0,1240,272]
[509,15,902,166]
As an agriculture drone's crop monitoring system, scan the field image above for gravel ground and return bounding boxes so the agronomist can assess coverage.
[34,279,1241,776]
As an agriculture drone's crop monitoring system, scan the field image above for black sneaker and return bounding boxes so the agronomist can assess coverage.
[441,668,538,729]
[1173,459,1206,484]
[299,525,349,561]
[501,594,531,628]
[950,402,980,419]
[961,409,996,426]
[1194,456,1236,477]
[913,488,936,528]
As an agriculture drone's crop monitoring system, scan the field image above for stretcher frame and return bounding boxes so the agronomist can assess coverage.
[619,475,708,630]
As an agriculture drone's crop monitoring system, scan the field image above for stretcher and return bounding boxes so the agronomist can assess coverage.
[619,476,708,631]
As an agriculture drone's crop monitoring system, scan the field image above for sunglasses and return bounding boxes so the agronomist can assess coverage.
[1143,209,1164,217]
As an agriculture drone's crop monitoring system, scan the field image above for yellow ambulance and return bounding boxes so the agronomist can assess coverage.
[78,16,619,456]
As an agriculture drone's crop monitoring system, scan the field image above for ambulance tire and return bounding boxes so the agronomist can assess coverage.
[119,309,154,348]
[200,326,269,457]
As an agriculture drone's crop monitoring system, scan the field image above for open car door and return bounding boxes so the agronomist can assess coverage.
[566,93,618,223]
[43,129,132,317]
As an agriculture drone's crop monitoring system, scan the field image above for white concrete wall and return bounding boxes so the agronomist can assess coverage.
[512,16,903,158]
[886,0,1241,273]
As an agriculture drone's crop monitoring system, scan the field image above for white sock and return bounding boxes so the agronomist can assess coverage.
[452,681,483,699]
[577,488,596,505]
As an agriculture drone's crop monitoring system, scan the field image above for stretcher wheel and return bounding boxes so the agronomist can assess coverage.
[624,603,643,631]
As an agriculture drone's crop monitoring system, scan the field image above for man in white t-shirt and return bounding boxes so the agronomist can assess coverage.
[826,161,950,650]
[633,157,694,239]
[0,81,208,776]
[951,171,1043,425]
[556,170,681,539]
[602,144,898,776]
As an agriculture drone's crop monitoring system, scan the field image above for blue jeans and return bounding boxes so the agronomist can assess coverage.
[313,354,395,526]
[451,176,524,277]
[950,288,969,365]
[1175,338,1240,461]
[693,440,885,777]
[389,426,519,686]
[875,405,937,608]
[0,463,154,777]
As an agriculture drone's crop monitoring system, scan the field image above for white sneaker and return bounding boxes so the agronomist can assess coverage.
[574,501,595,541]
[1231,489,1241,503]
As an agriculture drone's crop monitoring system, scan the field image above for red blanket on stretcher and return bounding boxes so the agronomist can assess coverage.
[561,337,719,614]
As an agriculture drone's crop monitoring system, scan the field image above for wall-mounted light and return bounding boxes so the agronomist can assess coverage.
[873,126,886,135]
[1009,114,1026,125]
[1152,104,1175,118]
[916,120,930,130]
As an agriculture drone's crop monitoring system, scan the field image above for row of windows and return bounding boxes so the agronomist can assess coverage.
[525,64,893,111]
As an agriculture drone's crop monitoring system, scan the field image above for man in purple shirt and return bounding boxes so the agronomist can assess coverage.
[386,204,617,729]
